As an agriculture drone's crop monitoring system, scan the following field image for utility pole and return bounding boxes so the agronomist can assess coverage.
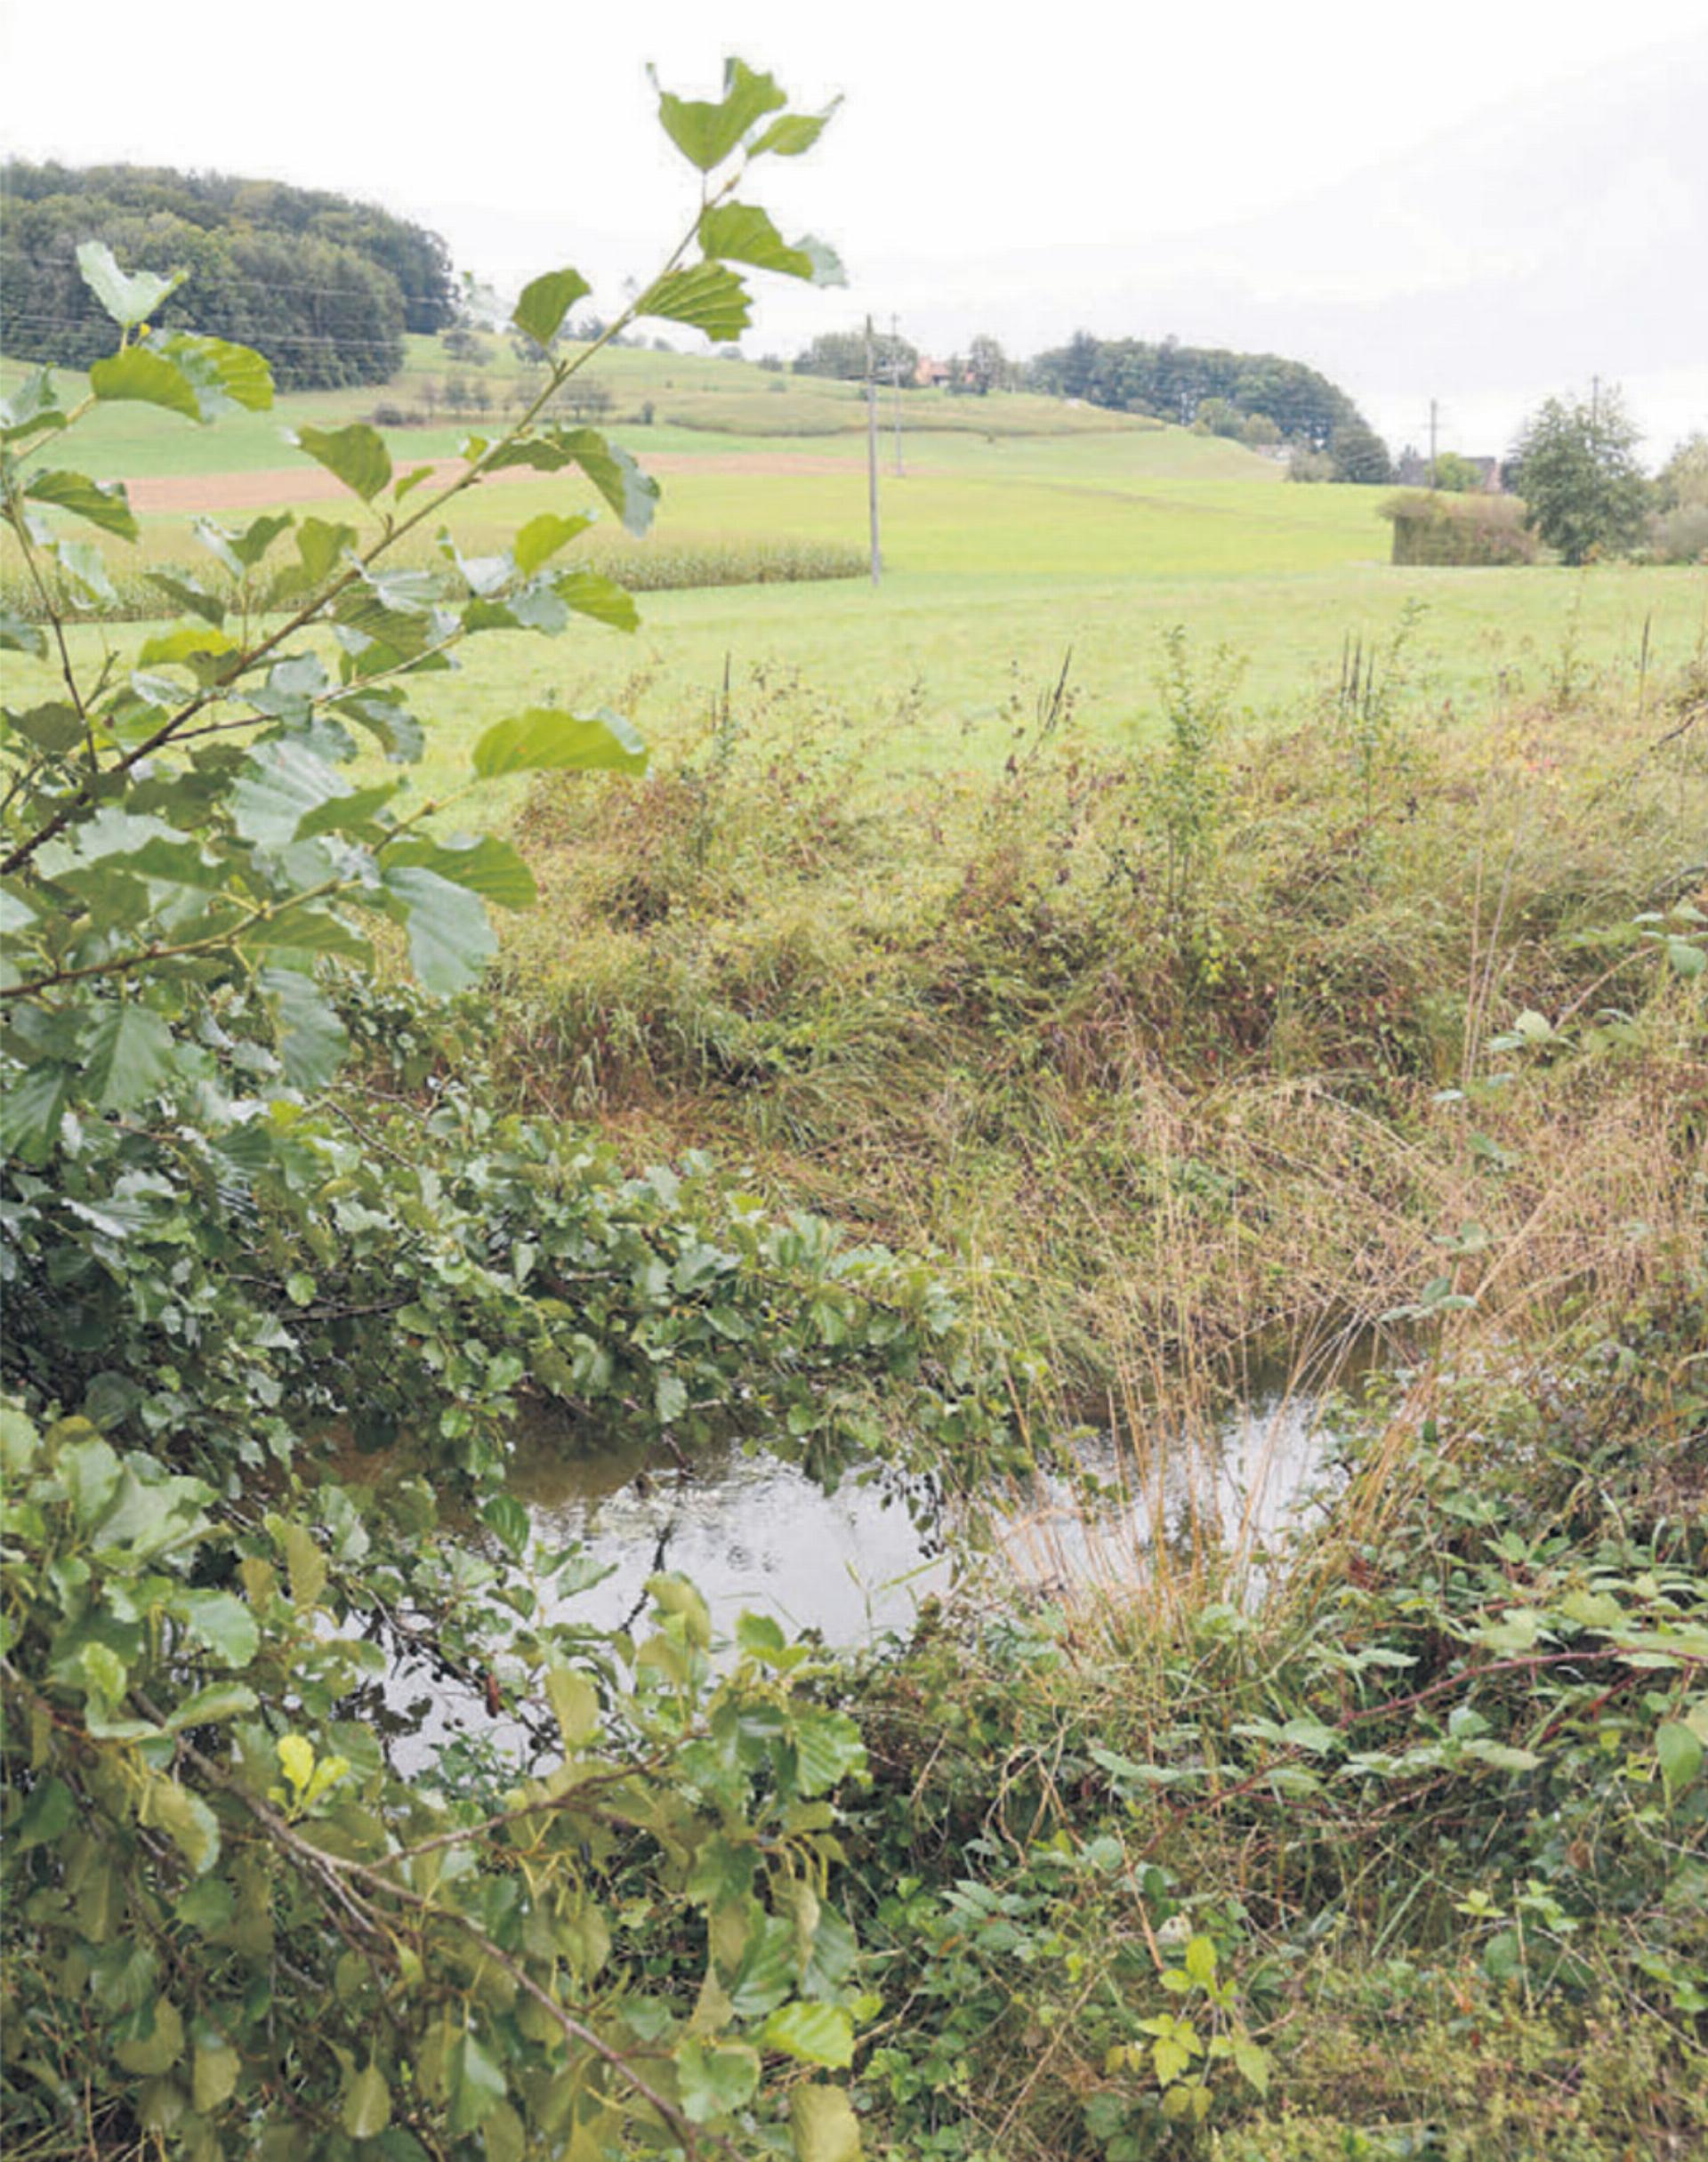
[1428,398,1438,489]
[890,311,904,477]
[864,314,882,585]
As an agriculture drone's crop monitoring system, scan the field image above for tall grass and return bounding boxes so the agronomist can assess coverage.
[492,647,1705,1392]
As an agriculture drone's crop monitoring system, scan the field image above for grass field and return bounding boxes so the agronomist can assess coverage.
[9,339,1706,804]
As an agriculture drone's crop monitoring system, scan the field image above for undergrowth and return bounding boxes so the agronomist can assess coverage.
[494,643,1707,1386]
[480,642,1707,2154]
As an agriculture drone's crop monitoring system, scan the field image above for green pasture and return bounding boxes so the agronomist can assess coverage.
[0,332,1151,480]
[7,340,1704,811]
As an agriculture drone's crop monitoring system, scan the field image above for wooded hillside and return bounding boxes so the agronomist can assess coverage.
[1,161,456,388]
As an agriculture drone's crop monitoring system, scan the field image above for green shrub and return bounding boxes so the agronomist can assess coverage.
[1381,488,1539,565]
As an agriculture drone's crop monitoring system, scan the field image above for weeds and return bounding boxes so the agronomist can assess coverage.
[477,650,1707,2152]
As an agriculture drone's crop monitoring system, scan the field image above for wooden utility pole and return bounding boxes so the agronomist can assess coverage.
[890,312,905,477]
[865,313,882,585]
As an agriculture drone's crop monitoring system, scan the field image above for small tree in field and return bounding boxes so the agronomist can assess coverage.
[1511,386,1648,564]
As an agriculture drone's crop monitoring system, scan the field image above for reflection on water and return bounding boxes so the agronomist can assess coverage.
[508,1427,952,1646]
[506,1367,1350,1650]
[374,1343,1377,1767]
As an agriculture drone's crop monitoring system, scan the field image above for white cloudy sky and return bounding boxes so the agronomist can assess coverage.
[4,0,1704,462]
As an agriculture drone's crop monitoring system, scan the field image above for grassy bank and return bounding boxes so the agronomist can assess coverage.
[471,649,1708,2154]
[492,644,1706,1383]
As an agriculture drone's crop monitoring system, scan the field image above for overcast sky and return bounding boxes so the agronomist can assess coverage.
[4,0,1704,461]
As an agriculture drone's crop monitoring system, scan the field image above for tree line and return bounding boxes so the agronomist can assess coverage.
[1,161,457,389]
[792,323,1392,480]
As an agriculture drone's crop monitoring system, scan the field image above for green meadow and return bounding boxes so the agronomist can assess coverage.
[6,334,1704,807]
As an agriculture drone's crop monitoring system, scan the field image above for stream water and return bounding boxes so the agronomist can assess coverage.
[506,1378,1341,1642]
[375,1371,1357,1767]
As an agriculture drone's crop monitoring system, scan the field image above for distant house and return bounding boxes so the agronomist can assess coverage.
[914,356,953,389]
[1395,446,1505,492]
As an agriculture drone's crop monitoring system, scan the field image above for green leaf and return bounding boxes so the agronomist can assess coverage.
[77,242,185,328]
[155,333,274,416]
[555,573,639,633]
[292,424,392,504]
[512,512,592,577]
[654,59,786,172]
[60,1432,124,1525]
[1,366,64,442]
[1665,937,1705,979]
[53,541,117,605]
[511,269,592,351]
[296,517,360,585]
[277,1521,329,1609]
[698,205,845,287]
[143,1777,222,1876]
[343,2063,393,2139]
[471,707,647,779]
[179,1590,260,1668]
[481,2102,524,2162]
[83,1004,175,1113]
[0,1061,72,1161]
[737,1611,787,1659]
[544,1666,600,1750]
[750,105,842,160]
[649,1572,712,1650]
[1657,1720,1704,1800]
[145,569,225,625]
[790,2084,862,2162]
[115,1997,184,2076]
[677,2039,759,2124]
[485,429,659,536]
[1184,1934,1217,1985]
[227,511,294,568]
[382,866,496,995]
[640,263,752,344]
[1,609,48,657]
[166,1683,259,1730]
[24,470,140,541]
[194,2041,241,2113]
[447,2029,506,2137]
[232,742,350,847]
[791,1707,864,1796]
[761,2002,853,2070]
[329,689,423,764]
[726,1914,795,2019]
[260,966,348,1092]
[383,834,537,910]
[1231,2033,1270,2096]
[137,625,237,668]
[14,1775,76,1850]
[278,1735,314,1795]
[89,348,202,424]
[294,781,399,843]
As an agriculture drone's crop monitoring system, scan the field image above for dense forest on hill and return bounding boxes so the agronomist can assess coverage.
[1031,327,1374,454]
[0,161,456,388]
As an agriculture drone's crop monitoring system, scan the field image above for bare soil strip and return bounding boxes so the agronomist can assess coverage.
[125,448,863,515]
